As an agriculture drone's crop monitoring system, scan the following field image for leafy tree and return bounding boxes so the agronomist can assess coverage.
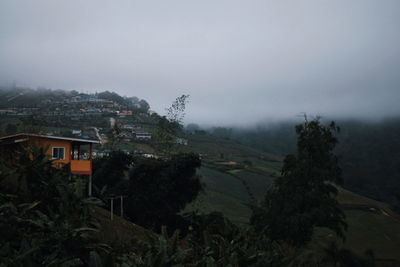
[156,95,190,154]
[138,99,150,113]
[0,145,108,266]
[155,116,180,153]
[251,118,347,247]
[97,90,125,105]
[18,116,44,133]
[166,94,189,125]
[92,151,133,196]
[321,242,376,267]
[128,96,139,103]
[125,153,202,230]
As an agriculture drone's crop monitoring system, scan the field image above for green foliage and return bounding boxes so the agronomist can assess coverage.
[226,118,400,213]
[185,123,200,133]
[166,95,189,125]
[109,213,285,267]
[337,119,400,212]
[0,146,108,266]
[18,116,44,133]
[125,153,202,230]
[92,151,133,196]
[97,91,125,105]
[321,242,376,267]
[138,99,150,113]
[251,118,347,247]
[155,116,180,153]
[0,125,383,266]
[155,95,189,154]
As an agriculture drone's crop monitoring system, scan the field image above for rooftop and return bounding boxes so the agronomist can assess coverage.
[0,133,100,144]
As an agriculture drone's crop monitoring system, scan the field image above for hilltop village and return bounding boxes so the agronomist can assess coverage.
[0,87,187,158]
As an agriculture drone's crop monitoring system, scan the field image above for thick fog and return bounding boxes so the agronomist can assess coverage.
[1,0,400,125]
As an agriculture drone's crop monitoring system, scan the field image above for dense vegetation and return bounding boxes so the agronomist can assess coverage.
[92,152,203,232]
[0,146,108,266]
[215,118,400,212]
[1,88,399,265]
[251,119,347,247]
[1,118,381,266]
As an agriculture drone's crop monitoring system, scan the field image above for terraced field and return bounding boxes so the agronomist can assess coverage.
[185,133,400,265]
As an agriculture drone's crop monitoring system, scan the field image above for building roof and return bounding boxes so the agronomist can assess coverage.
[0,133,100,144]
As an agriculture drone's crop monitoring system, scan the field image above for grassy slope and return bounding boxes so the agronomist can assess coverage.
[344,210,400,261]
[93,206,157,245]
[184,133,400,263]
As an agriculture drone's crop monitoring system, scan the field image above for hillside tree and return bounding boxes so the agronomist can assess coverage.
[125,153,202,230]
[156,95,190,153]
[251,117,347,247]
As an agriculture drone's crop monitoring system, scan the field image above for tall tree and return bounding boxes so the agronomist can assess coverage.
[166,94,189,125]
[156,95,190,154]
[251,117,347,247]
[125,153,202,230]
[92,151,133,196]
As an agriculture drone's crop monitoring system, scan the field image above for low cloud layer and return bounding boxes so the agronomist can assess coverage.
[1,0,400,125]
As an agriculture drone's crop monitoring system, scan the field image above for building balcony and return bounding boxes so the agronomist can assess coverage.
[71,160,92,175]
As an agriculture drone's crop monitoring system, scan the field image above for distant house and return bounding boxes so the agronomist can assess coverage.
[176,137,188,146]
[0,133,100,195]
[121,124,136,131]
[118,131,135,141]
[0,109,16,115]
[117,110,133,117]
[92,149,111,158]
[135,132,152,140]
[0,133,99,175]
[143,153,157,158]
[72,130,82,136]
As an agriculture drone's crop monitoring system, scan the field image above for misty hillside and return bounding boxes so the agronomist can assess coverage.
[2,1,400,265]
[2,88,400,265]
[211,119,400,212]
[0,86,150,111]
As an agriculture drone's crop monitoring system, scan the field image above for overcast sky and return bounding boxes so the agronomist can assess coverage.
[1,0,400,125]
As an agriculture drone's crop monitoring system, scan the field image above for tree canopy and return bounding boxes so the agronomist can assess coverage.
[125,153,202,230]
[251,118,347,247]
[92,151,133,196]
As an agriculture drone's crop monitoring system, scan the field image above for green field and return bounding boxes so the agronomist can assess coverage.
[230,170,274,201]
[185,188,252,225]
[183,134,400,264]
[344,210,400,261]
[198,167,252,201]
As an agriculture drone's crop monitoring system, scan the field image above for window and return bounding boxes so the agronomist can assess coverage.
[52,147,65,160]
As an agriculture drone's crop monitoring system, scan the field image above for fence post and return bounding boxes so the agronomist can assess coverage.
[88,175,92,196]
[110,198,114,220]
[120,196,123,217]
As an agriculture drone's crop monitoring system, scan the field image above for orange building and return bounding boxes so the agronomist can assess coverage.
[0,133,100,195]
